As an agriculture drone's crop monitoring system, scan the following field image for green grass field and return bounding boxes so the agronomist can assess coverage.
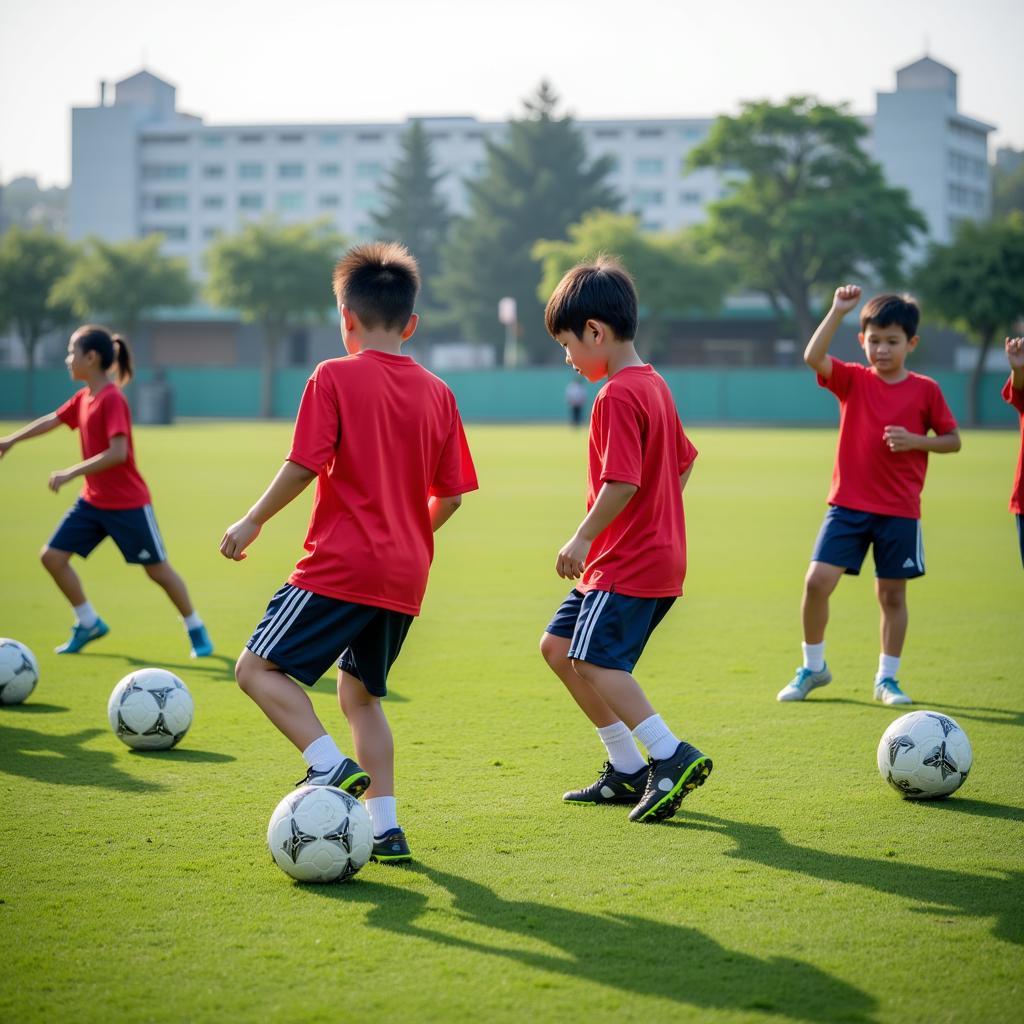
[1,421,1021,1024]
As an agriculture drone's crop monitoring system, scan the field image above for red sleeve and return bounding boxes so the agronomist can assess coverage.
[102,389,132,440]
[927,381,958,435]
[818,358,855,399]
[594,395,643,487]
[55,390,82,429]
[430,402,479,498]
[287,369,340,473]
[676,418,698,474]
[1004,375,1024,413]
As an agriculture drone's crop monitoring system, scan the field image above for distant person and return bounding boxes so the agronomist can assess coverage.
[1003,336,1024,568]
[777,287,960,706]
[220,242,477,864]
[538,257,711,824]
[0,325,213,657]
[565,376,587,427]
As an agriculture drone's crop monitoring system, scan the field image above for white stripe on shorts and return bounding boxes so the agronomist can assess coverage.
[253,586,311,658]
[573,590,610,662]
[142,504,167,562]
[916,521,924,572]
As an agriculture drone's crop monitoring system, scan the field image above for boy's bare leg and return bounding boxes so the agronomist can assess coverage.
[40,547,87,606]
[539,632,620,727]
[568,659,657,731]
[235,648,327,751]
[337,671,394,797]
[875,578,908,657]
[143,560,194,617]
[801,561,846,643]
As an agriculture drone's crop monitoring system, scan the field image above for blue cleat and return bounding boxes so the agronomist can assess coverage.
[188,624,214,658]
[777,665,832,701]
[874,676,912,705]
[55,618,110,654]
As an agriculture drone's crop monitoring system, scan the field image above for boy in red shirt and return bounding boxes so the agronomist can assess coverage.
[778,286,960,706]
[538,258,711,824]
[220,242,477,863]
[1004,336,1024,567]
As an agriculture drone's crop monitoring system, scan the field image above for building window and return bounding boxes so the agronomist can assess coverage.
[279,133,305,144]
[636,128,664,139]
[464,131,484,141]
[277,191,305,211]
[355,191,380,211]
[239,163,264,180]
[239,133,265,144]
[680,191,702,204]
[142,164,188,180]
[682,126,706,139]
[239,193,264,210]
[317,194,341,208]
[146,193,188,211]
[319,131,341,145]
[144,134,189,145]
[202,195,225,210]
[318,162,341,177]
[202,165,225,179]
[357,132,382,143]
[202,135,225,147]
[356,161,383,178]
[594,129,621,139]
[144,225,188,241]
[278,163,305,179]
[429,132,450,141]
[633,189,664,206]
[635,158,664,176]
[202,226,222,241]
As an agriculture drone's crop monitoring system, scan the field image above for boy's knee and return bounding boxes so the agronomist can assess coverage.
[539,632,567,668]
[877,582,906,610]
[40,547,65,571]
[235,652,254,694]
[804,566,837,597]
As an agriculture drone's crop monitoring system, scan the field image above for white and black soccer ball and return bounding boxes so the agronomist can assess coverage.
[267,785,373,883]
[0,638,39,706]
[877,710,973,799]
[107,668,194,750]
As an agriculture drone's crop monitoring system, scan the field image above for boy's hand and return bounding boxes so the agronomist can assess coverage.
[220,516,261,561]
[883,425,919,452]
[48,469,73,492]
[1007,337,1024,371]
[832,284,862,315]
[556,534,591,579]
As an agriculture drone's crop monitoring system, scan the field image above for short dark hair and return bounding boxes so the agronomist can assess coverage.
[544,256,639,341]
[332,241,420,331]
[860,293,920,339]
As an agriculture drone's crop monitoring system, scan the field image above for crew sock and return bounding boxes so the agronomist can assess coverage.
[802,641,826,673]
[366,796,398,838]
[73,602,98,629]
[596,721,647,774]
[301,734,344,773]
[877,653,901,682]
[633,714,681,763]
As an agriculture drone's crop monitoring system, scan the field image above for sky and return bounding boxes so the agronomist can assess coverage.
[1,0,1022,188]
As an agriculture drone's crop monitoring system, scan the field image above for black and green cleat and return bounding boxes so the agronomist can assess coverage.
[563,762,650,806]
[295,757,370,798]
[371,827,412,864]
[628,741,712,823]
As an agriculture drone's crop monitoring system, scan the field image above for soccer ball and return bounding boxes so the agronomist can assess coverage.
[0,638,39,705]
[107,668,194,750]
[877,710,973,799]
[267,785,373,883]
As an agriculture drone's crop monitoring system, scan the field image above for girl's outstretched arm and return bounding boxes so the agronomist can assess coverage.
[0,412,62,456]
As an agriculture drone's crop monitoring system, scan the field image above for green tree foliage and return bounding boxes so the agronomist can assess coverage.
[993,155,1024,219]
[53,234,193,342]
[689,97,926,343]
[914,213,1024,423]
[372,121,451,319]
[0,227,76,413]
[533,211,734,354]
[438,82,619,363]
[205,220,345,417]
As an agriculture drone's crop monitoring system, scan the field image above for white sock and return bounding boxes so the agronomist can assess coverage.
[301,734,343,773]
[183,612,203,630]
[877,653,901,682]
[802,641,826,672]
[596,721,647,774]
[73,601,98,628]
[366,796,398,838]
[632,714,681,762]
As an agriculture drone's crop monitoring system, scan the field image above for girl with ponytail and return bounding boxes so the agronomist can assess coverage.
[0,325,213,657]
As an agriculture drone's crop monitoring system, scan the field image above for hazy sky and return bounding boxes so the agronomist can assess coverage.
[2,0,1021,187]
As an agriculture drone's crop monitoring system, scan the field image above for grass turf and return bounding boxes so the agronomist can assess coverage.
[0,420,1021,1023]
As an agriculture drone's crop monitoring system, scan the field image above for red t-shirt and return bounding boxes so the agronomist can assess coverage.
[580,365,698,598]
[286,350,478,615]
[818,359,957,520]
[1003,374,1024,514]
[55,385,151,510]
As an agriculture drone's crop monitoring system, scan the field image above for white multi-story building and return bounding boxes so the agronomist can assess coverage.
[69,55,993,279]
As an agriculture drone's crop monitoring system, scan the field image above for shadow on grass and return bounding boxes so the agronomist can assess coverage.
[113,653,238,678]
[800,697,1024,729]
[307,866,877,1023]
[0,723,164,791]
[0,702,69,714]
[129,747,236,763]
[675,812,1023,946]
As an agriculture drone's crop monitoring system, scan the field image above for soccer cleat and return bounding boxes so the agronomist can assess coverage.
[628,741,713,823]
[55,618,110,654]
[777,665,832,702]
[563,762,650,805]
[295,757,371,797]
[370,827,412,864]
[188,624,214,658]
[874,677,912,706]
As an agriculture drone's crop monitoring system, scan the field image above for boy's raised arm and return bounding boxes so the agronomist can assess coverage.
[804,285,862,380]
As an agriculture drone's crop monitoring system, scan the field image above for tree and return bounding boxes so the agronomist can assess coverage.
[206,220,346,417]
[0,227,76,414]
[438,82,619,363]
[914,213,1024,424]
[372,121,451,319]
[533,211,734,353]
[688,97,927,344]
[993,155,1024,220]
[52,234,193,344]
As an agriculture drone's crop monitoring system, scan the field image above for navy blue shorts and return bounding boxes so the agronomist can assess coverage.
[246,583,413,695]
[47,497,168,565]
[811,505,924,579]
[545,588,676,673]
[1016,514,1023,568]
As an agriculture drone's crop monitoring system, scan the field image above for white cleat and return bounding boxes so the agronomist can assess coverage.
[777,665,833,702]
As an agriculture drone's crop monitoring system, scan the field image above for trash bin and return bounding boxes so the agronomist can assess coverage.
[135,377,174,425]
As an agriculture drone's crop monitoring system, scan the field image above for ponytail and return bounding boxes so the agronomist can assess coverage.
[73,325,133,385]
